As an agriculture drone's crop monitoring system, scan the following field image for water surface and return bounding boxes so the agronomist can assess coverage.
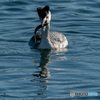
[0,0,100,100]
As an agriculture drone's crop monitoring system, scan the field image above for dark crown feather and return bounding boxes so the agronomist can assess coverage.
[37,6,49,19]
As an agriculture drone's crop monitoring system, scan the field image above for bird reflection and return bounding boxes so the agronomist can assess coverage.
[31,48,67,98]
[33,49,51,79]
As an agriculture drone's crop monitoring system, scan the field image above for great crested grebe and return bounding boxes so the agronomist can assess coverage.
[28,5,68,49]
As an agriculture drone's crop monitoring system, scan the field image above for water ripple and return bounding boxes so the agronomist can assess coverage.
[0,0,100,100]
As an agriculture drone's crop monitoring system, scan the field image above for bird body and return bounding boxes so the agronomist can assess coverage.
[29,6,68,49]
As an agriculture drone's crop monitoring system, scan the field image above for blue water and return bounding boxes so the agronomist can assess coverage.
[0,0,100,100]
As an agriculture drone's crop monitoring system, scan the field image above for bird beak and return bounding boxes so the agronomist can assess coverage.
[42,23,49,26]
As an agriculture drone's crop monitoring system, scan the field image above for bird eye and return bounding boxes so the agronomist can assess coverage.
[46,16,48,18]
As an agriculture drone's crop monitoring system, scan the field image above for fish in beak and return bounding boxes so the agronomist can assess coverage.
[37,6,50,31]
[34,23,48,42]
[34,5,50,42]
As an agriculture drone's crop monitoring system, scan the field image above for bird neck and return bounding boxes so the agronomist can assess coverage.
[39,23,52,49]
[41,23,50,37]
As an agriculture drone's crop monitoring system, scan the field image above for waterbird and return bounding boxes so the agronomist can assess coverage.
[28,5,68,49]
